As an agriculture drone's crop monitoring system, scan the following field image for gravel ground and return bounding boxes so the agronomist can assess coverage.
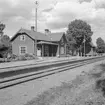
[0,59,105,105]
[25,60,105,105]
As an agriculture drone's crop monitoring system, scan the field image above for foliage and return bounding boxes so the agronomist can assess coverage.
[24,53,36,60]
[0,35,11,58]
[18,54,36,60]
[18,55,27,61]
[96,37,105,47]
[81,42,92,55]
[0,58,5,63]
[7,53,37,62]
[0,35,11,49]
[8,54,18,61]
[66,19,93,55]
[96,37,105,53]
[0,23,12,58]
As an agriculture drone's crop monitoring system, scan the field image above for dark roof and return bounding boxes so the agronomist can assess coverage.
[11,28,51,41]
[49,32,64,41]
[11,28,65,42]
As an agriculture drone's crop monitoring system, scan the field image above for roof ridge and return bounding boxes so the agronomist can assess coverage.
[50,32,64,34]
[11,28,65,42]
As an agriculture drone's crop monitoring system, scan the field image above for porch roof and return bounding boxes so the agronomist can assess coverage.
[37,41,58,45]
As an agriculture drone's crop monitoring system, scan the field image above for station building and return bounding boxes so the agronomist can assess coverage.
[11,27,67,57]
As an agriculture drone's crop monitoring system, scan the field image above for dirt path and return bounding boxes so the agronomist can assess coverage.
[25,60,105,105]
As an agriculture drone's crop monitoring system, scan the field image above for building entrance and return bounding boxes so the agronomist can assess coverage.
[49,45,57,57]
[37,42,58,57]
[43,44,58,57]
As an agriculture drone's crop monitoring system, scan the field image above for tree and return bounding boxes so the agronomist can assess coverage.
[66,19,93,55]
[0,22,5,36]
[0,23,12,58]
[0,35,11,58]
[96,37,105,53]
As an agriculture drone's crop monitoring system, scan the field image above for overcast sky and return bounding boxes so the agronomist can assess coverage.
[0,0,105,45]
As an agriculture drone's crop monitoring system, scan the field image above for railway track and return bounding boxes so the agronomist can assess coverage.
[0,57,79,73]
[0,56,105,89]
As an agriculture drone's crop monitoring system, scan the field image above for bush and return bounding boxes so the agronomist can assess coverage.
[7,54,18,61]
[0,58,5,63]
[3,53,38,62]
[17,55,27,61]
[24,53,36,60]
[24,53,32,57]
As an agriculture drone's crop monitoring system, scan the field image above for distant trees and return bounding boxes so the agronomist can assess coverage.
[66,19,93,56]
[96,37,105,53]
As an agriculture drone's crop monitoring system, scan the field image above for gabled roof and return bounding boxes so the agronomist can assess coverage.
[11,28,51,41]
[11,28,65,42]
[49,32,65,42]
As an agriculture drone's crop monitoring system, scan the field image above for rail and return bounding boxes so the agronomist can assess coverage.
[0,56,105,89]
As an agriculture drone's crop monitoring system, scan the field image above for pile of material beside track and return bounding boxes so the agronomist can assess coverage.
[0,56,105,89]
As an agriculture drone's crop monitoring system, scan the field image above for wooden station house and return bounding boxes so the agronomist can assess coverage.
[11,27,67,57]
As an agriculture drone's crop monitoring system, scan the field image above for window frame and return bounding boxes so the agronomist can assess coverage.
[20,35,26,41]
[19,46,27,55]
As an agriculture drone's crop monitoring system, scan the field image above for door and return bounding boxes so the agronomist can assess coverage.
[37,47,41,56]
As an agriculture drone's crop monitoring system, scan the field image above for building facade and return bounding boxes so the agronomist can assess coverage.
[11,28,67,57]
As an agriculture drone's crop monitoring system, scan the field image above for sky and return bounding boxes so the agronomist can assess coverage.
[0,0,105,45]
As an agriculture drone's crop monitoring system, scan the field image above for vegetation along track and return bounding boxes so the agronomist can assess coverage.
[0,56,105,89]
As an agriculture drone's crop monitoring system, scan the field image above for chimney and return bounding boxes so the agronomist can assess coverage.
[31,26,35,31]
[45,29,51,35]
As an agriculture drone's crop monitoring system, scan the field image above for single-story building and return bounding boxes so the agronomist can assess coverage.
[10,27,67,57]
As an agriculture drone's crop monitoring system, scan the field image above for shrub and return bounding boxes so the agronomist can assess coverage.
[0,58,5,63]
[24,53,32,57]
[18,55,27,61]
[24,53,36,60]
[3,53,38,62]
[9,54,17,59]
[7,54,18,61]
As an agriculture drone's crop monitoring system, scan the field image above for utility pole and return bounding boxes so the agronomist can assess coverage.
[34,1,38,57]
[84,34,85,57]
[35,1,38,32]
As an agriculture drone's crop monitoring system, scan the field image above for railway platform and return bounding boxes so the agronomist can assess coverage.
[0,56,81,69]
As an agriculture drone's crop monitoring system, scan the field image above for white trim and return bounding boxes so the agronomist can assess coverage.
[20,35,26,41]
[19,46,27,55]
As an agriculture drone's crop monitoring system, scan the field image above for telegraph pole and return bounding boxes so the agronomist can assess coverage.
[35,1,38,32]
[34,1,38,57]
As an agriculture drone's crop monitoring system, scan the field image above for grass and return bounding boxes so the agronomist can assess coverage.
[25,63,105,105]
[25,73,88,105]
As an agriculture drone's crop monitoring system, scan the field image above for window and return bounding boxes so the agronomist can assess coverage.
[20,46,27,54]
[20,35,25,41]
